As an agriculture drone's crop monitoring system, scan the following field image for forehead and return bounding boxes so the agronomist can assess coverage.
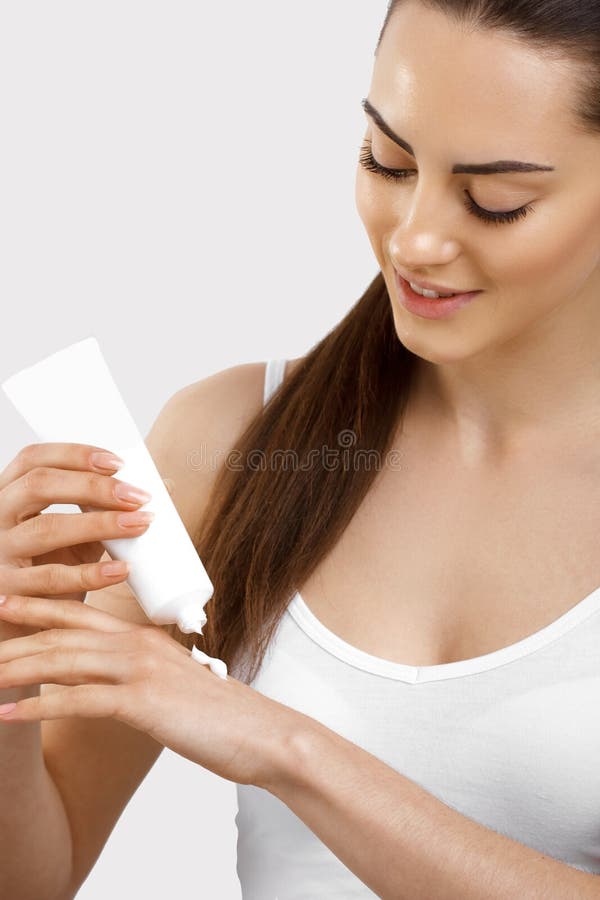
[372,2,583,160]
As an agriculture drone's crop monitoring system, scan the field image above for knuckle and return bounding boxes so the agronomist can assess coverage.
[22,466,51,495]
[44,565,66,594]
[83,471,100,495]
[42,600,70,630]
[58,647,77,677]
[64,656,78,680]
[26,511,54,538]
[134,628,165,668]
[25,466,52,489]
[78,563,97,591]
[16,444,39,469]
[16,512,40,540]
[134,649,159,679]
[139,625,166,650]
[38,628,59,646]
[48,645,69,666]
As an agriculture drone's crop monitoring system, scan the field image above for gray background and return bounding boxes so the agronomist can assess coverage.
[0,2,384,896]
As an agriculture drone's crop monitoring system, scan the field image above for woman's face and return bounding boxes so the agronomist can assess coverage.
[356,1,600,367]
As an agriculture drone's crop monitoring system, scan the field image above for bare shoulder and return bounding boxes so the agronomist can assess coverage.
[161,354,304,443]
[172,354,304,428]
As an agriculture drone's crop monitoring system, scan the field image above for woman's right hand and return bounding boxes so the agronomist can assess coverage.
[0,442,156,638]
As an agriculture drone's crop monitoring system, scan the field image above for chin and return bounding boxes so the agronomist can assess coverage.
[390,305,489,367]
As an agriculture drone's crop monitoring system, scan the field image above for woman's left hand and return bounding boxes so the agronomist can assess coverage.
[0,594,294,789]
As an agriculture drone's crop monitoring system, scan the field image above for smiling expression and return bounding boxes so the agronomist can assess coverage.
[356,1,600,365]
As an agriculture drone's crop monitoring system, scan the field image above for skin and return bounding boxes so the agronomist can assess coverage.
[356,1,600,465]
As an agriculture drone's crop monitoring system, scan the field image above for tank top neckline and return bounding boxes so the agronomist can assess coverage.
[262,359,600,685]
[287,586,600,683]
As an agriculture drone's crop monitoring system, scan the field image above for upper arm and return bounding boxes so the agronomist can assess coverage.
[41,358,278,897]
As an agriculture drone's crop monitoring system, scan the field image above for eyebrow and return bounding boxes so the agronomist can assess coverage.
[361,98,555,175]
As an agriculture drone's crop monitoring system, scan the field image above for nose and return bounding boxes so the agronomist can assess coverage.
[388,179,461,269]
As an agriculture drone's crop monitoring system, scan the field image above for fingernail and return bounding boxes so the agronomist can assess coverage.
[118,510,155,528]
[0,596,6,605]
[91,452,125,472]
[114,483,152,504]
[101,561,129,577]
[0,703,17,715]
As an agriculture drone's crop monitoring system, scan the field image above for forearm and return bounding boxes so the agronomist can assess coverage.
[265,714,599,900]
[0,675,73,900]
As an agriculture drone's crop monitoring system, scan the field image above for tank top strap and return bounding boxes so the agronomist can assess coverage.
[263,358,288,407]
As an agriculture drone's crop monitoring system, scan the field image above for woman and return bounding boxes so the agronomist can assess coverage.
[1,1,600,897]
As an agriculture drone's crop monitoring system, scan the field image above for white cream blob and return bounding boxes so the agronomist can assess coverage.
[191,644,229,680]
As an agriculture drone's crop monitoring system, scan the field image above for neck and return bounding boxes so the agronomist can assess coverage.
[409,301,600,467]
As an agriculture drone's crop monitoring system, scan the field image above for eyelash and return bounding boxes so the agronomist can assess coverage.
[358,139,534,227]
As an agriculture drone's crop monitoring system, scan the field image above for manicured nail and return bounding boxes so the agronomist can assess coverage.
[0,703,17,715]
[101,561,129,577]
[118,510,155,528]
[91,451,125,472]
[114,483,152,504]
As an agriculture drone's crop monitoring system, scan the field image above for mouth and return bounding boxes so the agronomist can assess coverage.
[395,270,479,298]
[394,271,483,320]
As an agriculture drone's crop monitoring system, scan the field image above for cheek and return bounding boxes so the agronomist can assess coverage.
[355,169,376,224]
[490,199,600,302]
[355,169,391,263]
[535,200,600,296]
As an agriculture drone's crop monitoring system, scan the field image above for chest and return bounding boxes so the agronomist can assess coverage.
[298,433,600,667]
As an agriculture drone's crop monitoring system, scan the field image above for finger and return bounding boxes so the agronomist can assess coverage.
[0,559,130,598]
[0,594,143,634]
[0,683,122,722]
[78,476,170,516]
[0,442,123,494]
[0,647,132,690]
[0,626,120,664]
[0,468,150,530]
[4,508,153,558]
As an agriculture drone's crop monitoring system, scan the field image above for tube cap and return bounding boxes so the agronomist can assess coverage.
[177,605,208,634]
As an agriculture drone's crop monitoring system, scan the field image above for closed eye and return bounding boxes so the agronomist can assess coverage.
[358,139,534,227]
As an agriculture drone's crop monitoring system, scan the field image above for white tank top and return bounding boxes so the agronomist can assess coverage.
[233,358,600,899]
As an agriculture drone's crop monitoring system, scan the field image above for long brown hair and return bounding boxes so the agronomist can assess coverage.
[163,0,600,685]
[163,271,415,683]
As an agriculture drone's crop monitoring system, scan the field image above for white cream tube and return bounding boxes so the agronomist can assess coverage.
[2,337,227,680]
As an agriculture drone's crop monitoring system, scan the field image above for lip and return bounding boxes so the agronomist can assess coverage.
[396,270,474,295]
[394,271,483,320]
